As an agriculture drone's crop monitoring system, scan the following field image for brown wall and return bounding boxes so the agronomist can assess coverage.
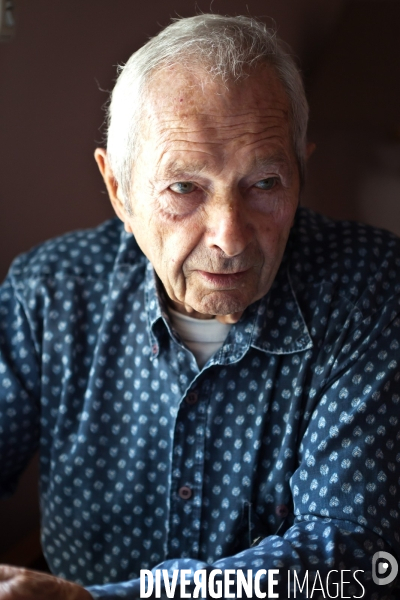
[1,0,398,559]
[0,0,345,282]
[304,0,400,233]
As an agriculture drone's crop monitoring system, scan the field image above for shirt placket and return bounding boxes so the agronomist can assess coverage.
[166,376,209,559]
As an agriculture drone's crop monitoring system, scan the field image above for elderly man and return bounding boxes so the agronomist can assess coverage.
[0,13,399,600]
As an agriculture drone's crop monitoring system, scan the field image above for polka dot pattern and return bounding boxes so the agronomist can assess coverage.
[0,209,399,598]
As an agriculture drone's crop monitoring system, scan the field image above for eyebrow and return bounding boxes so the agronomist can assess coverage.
[158,151,293,182]
[252,152,294,176]
[157,160,209,181]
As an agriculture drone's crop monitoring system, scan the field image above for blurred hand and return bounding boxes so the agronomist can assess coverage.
[0,565,93,600]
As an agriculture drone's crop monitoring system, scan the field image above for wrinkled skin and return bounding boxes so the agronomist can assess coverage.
[0,66,309,600]
[0,565,92,600]
[96,64,304,324]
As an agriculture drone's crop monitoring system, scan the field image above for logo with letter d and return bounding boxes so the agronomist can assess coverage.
[372,551,398,586]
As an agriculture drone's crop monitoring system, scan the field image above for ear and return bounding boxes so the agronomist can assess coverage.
[305,142,316,161]
[94,148,133,233]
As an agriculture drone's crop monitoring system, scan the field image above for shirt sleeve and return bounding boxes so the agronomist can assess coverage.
[0,274,41,497]
[86,297,400,599]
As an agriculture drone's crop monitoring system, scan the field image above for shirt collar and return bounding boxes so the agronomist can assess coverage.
[144,259,165,325]
[250,264,313,355]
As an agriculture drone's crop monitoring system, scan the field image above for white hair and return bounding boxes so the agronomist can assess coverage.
[106,14,309,206]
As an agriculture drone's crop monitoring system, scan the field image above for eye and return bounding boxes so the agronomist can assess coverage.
[169,181,196,194]
[254,177,277,191]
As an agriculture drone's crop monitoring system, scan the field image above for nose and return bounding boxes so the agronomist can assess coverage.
[205,194,251,257]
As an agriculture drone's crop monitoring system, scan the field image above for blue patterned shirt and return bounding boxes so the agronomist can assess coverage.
[0,208,399,599]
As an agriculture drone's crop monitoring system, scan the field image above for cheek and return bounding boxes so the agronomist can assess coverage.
[164,223,202,266]
[258,211,289,245]
[147,217,205,282]
[256,204,296,263]
[272,194,298,233]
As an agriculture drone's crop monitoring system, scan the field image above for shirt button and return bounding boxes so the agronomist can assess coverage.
[275,504,289,518]
[178,486,192,500]
[185,391,198,405]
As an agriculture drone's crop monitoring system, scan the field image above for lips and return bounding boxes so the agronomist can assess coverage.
[197,269,250,288]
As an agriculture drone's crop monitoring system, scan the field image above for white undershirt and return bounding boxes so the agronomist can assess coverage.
[168,308,232,368]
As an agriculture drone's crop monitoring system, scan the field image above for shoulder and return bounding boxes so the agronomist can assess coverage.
[288,207,400,309]
[8,218,145,286]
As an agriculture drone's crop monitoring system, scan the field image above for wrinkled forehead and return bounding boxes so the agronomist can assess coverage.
[140,63,291,136]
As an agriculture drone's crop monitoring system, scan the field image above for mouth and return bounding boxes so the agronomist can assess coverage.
[197,269,250,288]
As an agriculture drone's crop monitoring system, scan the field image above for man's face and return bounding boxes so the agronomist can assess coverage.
[106,65,301,322]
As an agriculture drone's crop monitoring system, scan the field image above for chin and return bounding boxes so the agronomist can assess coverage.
[193,291,251,317]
